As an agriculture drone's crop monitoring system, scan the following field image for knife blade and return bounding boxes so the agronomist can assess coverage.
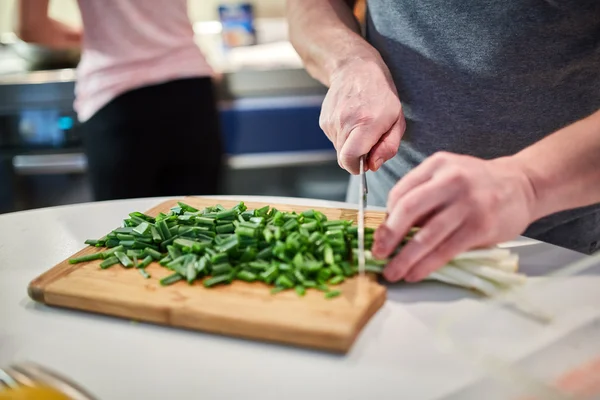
[358,155,368,281]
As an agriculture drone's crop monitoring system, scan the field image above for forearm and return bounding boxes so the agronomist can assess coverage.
[514,109,600,220]
[286,0,386,86]
[16,0,50,40]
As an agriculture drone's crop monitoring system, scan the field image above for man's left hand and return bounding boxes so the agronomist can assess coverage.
[372,152,538,282]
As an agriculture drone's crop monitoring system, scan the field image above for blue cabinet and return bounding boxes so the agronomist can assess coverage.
[218,95,333,155]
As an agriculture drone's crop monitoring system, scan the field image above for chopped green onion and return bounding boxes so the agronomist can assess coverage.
[160,273,182,286]
[100,256,120,269]
[137,255,153,269]
[237,270,257,282]
[114,251,134,268]
[295,285,306,296]
[143,248,163,260]
[325,290,341,299]
[212,263,233,276]
[133,222,150,235]
[138,269,151,279]
[69,252,103,264]
[158,255,172,266]
[100,245,124,258]
[203,274,230,288]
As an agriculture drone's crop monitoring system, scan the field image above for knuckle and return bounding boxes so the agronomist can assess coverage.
[431,151,452,163]
[355,112,375,126]
[445,168,467,186]
[397,197,418,217]
[341,110,374,131]
[389,182,402,199]
[318,114,327,131]
[414,227,435,245]
[319,113,333,135]
[387,191,401,211]
[435,242,458,263]
[485,191,501,210]
[338,148,355,170]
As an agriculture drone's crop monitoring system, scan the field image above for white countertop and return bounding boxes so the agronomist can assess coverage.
[1,196,598,399]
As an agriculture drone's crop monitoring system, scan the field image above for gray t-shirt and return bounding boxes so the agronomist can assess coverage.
[346,0,600,254]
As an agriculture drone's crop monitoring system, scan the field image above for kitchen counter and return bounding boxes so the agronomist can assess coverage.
[1,196,599,399]
[0,19,327,107]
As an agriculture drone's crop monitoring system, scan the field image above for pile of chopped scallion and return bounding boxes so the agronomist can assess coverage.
[69,201,527,298]
[69,202,386,299]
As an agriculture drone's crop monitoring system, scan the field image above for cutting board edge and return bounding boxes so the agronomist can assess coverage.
[28,260,81,303]
[27,197,184,303]
[38,288,377,354]
[28,247,108,303]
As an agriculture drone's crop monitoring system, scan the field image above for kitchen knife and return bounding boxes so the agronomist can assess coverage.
[358,155,368,280]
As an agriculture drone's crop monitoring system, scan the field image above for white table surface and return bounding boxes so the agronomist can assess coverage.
[0,195,598,400]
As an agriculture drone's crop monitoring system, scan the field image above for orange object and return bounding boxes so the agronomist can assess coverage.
[516,355,600,399]
[0,386,70,400]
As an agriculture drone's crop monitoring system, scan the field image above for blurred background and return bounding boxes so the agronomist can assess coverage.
[0,0,366,214]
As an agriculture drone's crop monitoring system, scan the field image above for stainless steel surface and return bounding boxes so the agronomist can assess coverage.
[217,68,325,99]
[12,153,87,175]
[1,33,80,71]
[226,150,336,169]
[358,155,367,278]
[12,42,80,71]
[218,94,325,111]
[12,151,336,174]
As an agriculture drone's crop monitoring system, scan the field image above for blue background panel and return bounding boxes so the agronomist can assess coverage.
[219,103,334,155]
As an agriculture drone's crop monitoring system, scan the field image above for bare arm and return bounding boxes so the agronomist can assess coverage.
[16,0,81,49]
[16,0,50,41]
[515,109,600,219]
[287,0,372,86]
[286,0,405,174]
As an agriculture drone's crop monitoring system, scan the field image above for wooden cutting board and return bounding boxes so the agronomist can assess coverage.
[28,197,387,353]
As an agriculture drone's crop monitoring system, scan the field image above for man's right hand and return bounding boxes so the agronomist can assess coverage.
[319,57,405,174]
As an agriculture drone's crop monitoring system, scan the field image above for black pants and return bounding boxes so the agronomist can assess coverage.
[81,77,223,201]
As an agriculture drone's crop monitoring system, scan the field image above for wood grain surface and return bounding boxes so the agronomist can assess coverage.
[28,197,387,353]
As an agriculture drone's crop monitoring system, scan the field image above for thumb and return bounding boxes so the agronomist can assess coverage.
[368,114,405,172]
[338,124,382,175]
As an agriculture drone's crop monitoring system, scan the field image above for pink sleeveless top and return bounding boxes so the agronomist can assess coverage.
[75,0,212,122]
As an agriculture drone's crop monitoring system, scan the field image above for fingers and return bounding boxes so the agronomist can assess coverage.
[382,204,469,282]
[372,176,461,259]
[338,121,393,174]
[403,223,477,282]
[368,115,405,172]
[385,152,452,212]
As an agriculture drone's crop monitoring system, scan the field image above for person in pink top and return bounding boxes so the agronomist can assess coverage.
[17,0,223,200]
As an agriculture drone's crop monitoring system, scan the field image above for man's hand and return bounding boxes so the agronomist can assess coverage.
[287,0,403,174]
[17,18,81,50]
[319,58,405,174]
[372,152,538,282]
